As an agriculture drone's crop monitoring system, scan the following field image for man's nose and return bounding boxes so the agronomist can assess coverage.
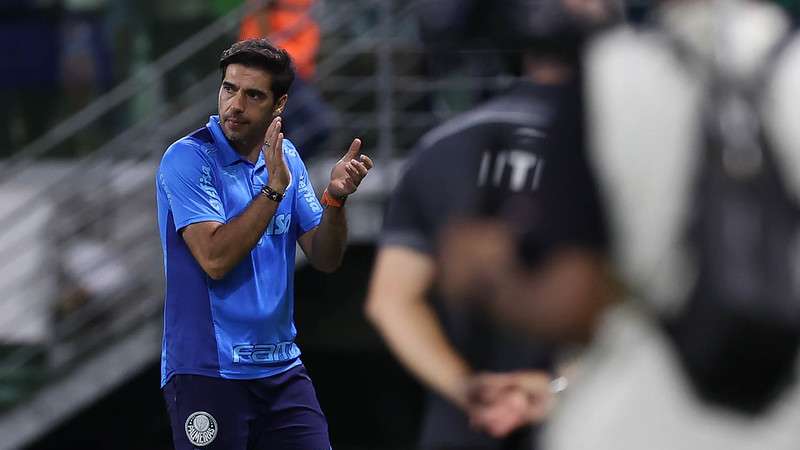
[229,92,245,112]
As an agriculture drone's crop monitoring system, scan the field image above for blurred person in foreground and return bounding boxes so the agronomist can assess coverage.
[155,38,372,449]
[439,0,800,448]
[364,1,619,448]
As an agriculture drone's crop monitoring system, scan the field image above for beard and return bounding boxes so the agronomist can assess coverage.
[220,117,266,151]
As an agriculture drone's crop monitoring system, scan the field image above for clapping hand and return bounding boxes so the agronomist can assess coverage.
[327,138,374,199]
[262,116,291,193]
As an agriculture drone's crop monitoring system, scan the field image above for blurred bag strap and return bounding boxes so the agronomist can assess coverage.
[656,11,798,187]
[657,15,797,102]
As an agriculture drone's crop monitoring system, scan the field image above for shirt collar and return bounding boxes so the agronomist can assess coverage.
[206,115,265,169]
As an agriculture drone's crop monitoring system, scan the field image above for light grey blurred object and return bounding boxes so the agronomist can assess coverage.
[543,0,800,449]
[0,186,56,345]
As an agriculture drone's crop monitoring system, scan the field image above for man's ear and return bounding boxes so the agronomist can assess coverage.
[273,94,288,116]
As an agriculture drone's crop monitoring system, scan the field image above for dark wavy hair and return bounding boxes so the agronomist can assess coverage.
[219,38,295,99]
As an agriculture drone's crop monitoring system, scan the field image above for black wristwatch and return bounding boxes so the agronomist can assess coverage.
[260,185,284,203]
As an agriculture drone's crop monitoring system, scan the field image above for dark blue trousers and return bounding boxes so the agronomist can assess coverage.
[163,365,331,450]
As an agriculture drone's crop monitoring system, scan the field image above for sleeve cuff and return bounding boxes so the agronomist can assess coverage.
[299,215,323,235]
[379,231,434,255]
[174,214,226,232]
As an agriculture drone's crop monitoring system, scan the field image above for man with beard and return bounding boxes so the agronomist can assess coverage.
[155,38,372,449]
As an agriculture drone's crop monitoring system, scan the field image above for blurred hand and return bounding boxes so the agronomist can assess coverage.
[327,138,374,199]
[437,219,516,304]
[439,219,614,344]
[466,370,555,438]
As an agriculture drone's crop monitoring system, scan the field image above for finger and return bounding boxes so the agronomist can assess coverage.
[269,132,285,170]
[263,117,275,144]
[264,116,281,147]
[342,138,362,161]
[479,400,527,438]
[348,162,366,185]
[345,163,361,181]
[351,160,369,177]
[275,132,285,161]
[265,120,279,156]
[474,407,513,438]
[358,154,374,170]
[270,122,283,156]
[489,419,519,438]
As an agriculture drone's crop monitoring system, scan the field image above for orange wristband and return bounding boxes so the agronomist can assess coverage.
[321,189,346,208]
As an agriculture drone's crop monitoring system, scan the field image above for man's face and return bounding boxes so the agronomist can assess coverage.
[218,63,285,149]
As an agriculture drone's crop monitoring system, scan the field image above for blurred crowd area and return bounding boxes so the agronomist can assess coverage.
[0,0,526,160]
[0,0,246,156]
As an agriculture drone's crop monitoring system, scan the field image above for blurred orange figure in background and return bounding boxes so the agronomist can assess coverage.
[240,0,319,80]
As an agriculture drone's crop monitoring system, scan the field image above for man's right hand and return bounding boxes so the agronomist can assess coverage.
[262,116,291,193]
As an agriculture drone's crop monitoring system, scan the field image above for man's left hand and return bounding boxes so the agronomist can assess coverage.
[327,138,373,199]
